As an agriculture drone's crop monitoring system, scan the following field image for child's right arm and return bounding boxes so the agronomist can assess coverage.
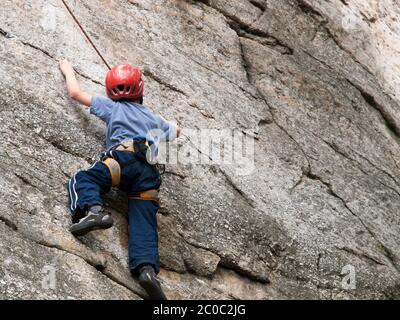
[59,59,92,107]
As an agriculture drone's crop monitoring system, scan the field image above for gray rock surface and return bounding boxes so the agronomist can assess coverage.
[0,0,399,299]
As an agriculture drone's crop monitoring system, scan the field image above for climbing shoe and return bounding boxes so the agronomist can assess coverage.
[70,209,113,237]
[138,265,167,300]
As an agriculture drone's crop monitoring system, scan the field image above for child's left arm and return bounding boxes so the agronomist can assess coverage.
[59,59,92,107]
[157,115,181,141]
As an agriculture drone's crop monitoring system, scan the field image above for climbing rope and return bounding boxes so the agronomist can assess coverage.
[60,0,111,70]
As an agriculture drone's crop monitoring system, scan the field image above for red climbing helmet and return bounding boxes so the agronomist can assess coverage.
[105,64,144,101]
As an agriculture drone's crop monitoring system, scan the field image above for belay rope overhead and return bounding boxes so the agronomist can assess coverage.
[60,0,111,70]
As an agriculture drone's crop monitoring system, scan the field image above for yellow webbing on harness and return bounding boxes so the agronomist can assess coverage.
[115,141,136,152]
[102,158,121,187]
[129,189,159,203]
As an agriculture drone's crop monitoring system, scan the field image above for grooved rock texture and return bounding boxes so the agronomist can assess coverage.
[0,0,399,299]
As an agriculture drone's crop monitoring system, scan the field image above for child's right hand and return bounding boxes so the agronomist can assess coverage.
[59,59,74,76]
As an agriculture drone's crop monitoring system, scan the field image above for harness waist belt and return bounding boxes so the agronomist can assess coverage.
[115,141,136,152]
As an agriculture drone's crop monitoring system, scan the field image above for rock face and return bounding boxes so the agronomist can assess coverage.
[0,0,399,299]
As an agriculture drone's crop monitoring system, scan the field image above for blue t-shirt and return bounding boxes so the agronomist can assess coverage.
[90,96,177,150]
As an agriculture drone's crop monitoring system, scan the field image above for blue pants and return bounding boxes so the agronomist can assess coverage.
[67,150,162,274]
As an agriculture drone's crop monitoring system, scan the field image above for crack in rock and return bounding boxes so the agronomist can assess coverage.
[177,230,270,284]
[346,79,400,139]
[233,22,294,55]
[335,246,387,267]
[0,216,18,231]
[0,27,14,39]
[305,172,400,273]
[143,70,188,96]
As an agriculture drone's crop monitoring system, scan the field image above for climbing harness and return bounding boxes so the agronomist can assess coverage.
[101,140,142,187]
[100,140,159,203]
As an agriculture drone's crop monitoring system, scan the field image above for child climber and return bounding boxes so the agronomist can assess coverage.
[59,60,180,300]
